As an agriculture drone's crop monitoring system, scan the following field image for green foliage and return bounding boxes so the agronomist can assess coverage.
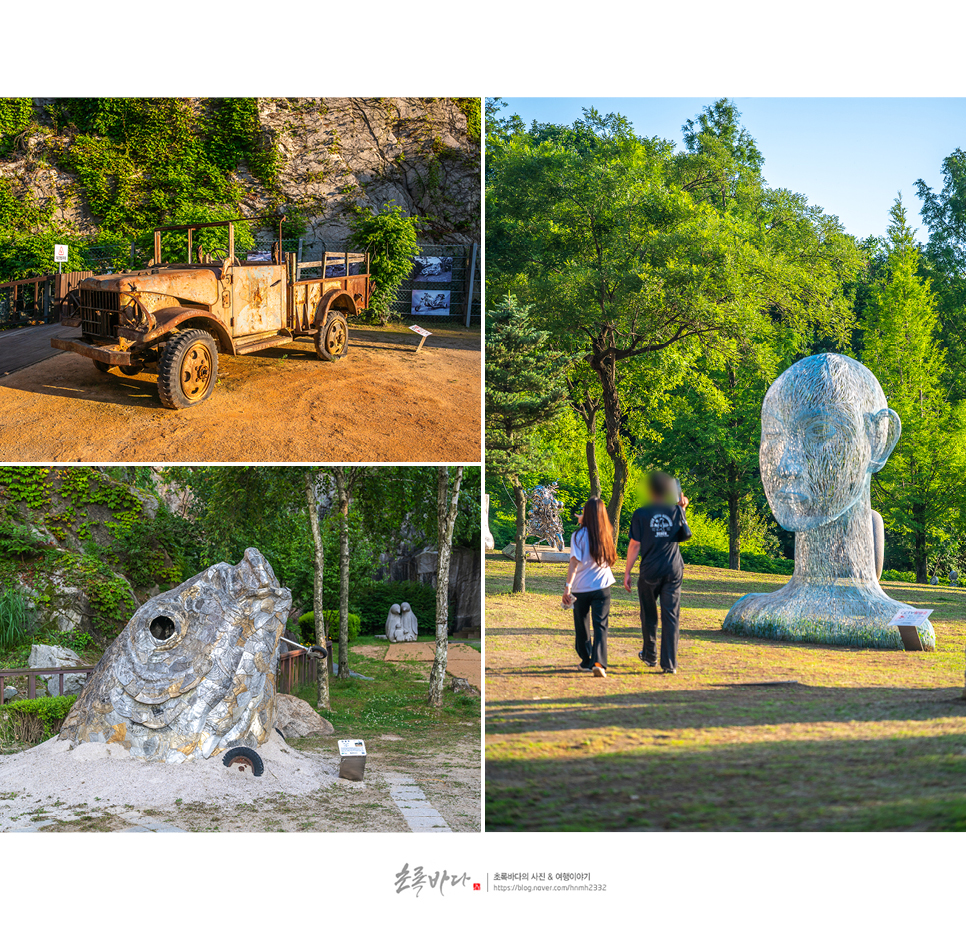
[351,580,441,635]
[861,198,966,582]
[44,628,95,654]
[454,98,481,144]
[0,519,44,559]
[485,295,570,481]
[0,98,32,155]
[681,546,795,576]
[0,588,34,652]
[0,467,53,509]
[487,99,865,539]
[2,695,76,744]
[0,98,290,280]
[297,610,361,642]
[349,202,422,323]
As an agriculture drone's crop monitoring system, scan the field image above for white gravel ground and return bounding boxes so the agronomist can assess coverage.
[0,733,340,827]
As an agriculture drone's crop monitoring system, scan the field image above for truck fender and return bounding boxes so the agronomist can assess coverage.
[140,306,236,353]
[314,290,357,328]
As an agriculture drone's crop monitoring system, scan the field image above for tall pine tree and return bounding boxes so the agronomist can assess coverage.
[485,295,570,592]
[862,198,966,582]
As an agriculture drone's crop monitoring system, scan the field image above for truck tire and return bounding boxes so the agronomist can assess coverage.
[158,330,218,409]
[93,359,111,374]
[222,746,264,777]
[315,311,349,361]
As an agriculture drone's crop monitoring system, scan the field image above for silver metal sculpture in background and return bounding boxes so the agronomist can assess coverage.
[527,483,565,552]
[723,353,935,650]
[61,548,291,762]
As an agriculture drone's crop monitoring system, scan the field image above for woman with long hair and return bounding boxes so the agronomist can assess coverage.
[563,496,617,677]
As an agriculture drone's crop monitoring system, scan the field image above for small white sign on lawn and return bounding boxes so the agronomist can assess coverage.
[886,608,933,627]
[338,739,367,757]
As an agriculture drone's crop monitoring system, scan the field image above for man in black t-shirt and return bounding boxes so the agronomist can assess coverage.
[623,472,692,673]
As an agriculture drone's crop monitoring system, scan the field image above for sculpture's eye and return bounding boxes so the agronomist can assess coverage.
[149,616,176,641]
[805,421,836,443]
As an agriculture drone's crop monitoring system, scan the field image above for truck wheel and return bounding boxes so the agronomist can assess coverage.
[158,330,218,409]
[93,359,111,374]
[222,746,264,777]
[315,312,349,361]
[119,363,143,376]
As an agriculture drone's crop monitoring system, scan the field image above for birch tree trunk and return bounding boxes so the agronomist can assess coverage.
[428,465,464,707]
[304,468,330,710]
[333,467,351,679]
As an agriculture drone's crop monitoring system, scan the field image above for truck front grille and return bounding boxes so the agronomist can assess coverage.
[78,289,121,339]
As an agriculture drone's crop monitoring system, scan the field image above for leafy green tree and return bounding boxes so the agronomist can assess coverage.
[349,203,422,323]
[486,295,570,592]
[653,334,789,569]
[486,101,864,539]
[916,148,966,397]
[861,198,966,582]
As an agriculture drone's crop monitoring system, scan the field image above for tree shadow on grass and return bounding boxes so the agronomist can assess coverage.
[486,684,966,735]
[484,729,966,831]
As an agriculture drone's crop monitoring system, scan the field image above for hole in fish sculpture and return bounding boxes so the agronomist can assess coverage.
[149,615,176,640]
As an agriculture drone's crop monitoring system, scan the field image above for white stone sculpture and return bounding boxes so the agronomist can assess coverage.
[399,602,419,641]
[723,353,933,650]
[483,494,495,550]
[386,603,407,643]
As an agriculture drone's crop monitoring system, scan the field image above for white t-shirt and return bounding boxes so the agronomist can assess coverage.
[569,527,616,593]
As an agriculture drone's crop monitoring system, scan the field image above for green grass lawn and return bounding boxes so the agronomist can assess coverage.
[290,636,480,746]
[484,554,966,831]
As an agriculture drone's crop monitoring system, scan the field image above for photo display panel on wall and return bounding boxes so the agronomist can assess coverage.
[395,243,480,324]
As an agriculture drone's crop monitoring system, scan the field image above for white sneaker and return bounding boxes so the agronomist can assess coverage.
[592,663,607,678]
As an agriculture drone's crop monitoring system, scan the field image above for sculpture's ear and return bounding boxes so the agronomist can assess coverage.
[868,408,901,472]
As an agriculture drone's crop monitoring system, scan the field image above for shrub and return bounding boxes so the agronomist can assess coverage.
[681,545,795,576]
[0,519,44,559]
[352,580,443,635]
[0,587,34,652]
[297,610,361,643]
[349,203,422,324]
[2,695,76,744]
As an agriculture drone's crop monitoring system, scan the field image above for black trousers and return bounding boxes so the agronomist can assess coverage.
[638,570,682,670]
[572,587,611,669]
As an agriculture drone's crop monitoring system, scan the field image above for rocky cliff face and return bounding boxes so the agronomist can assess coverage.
[0,97,480,249]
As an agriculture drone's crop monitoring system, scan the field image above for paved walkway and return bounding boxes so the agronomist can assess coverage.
[0,324,73,377]
[383,642,482,688]
[386,774,452,832]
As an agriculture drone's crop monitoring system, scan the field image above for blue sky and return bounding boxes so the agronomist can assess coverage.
[498,98,966,242]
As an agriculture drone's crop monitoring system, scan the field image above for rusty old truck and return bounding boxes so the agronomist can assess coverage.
[52,215,371,409]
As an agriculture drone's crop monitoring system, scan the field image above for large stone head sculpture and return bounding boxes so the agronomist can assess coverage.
[61,548,291,762]
[724,354,934,650]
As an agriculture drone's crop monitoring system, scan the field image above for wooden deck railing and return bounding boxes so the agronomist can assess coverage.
[0,666,95,704]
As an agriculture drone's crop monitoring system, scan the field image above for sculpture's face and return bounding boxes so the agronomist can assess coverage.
[760,374,871,531]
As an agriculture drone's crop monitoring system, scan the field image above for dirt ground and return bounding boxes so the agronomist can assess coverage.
[485,554,966,832]
[0,324,480,463]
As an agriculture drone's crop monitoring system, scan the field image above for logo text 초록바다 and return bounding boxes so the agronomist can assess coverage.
[394,863,472,896]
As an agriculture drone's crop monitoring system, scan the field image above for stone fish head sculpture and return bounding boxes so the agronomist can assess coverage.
[723,353,934,650]
[61,548,291,763]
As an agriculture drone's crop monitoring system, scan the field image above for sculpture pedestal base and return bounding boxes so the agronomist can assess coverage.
[723,588,936,651]
[501,543,570,563]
